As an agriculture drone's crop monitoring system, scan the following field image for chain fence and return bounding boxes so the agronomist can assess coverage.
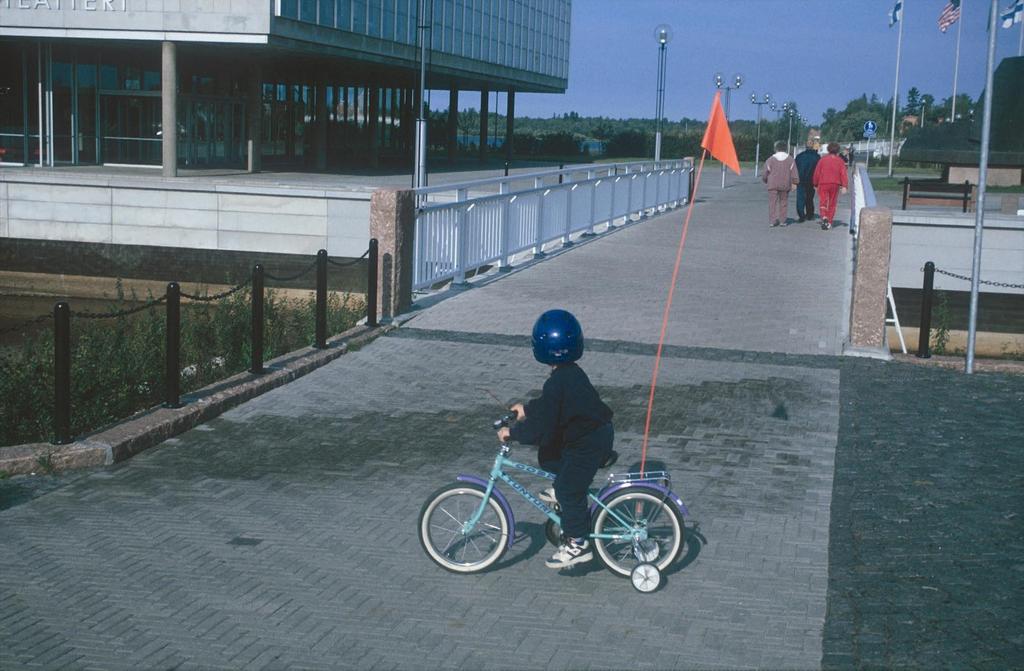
[326,248,370,268]
[3,244,376,447]
[180,279,251,302]
[69,294,168,320]
[933,266,1024,290]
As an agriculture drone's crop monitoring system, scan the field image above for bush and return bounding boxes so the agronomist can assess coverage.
[0,288,363,447]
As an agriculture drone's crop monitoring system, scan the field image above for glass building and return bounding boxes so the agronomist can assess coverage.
[0,1,570,172]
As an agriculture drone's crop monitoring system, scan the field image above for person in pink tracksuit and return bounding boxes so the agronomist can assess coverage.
[812,142,849,230]
[762,141,799,227]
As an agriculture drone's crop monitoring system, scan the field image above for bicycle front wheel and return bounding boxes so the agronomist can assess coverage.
[592,487,684,577]
[419,482,509,573]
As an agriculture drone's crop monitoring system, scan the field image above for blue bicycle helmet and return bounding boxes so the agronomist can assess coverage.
[531,309,584,364]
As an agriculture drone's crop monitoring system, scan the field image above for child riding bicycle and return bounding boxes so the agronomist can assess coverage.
[496,309,614,569]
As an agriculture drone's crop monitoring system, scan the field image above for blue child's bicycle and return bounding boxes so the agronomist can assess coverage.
[418,413,690,592]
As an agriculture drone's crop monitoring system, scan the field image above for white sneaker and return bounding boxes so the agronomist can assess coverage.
[538,487,557,504]
[545,537,593,568]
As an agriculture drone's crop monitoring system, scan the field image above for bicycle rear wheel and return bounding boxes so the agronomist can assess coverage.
[419,482,509,573]
[591,487,684,577]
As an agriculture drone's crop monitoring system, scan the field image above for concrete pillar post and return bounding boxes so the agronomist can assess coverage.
[505,89,515,163]
[161,41,177,178]
[369,188,416,320]
[246,64,262,173]
[315,77,328,171]
[447,88,458,165]
[848,206,894,354]
[478,88,489,162]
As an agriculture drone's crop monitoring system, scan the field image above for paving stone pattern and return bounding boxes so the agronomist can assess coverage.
[823,359,1024,669]
[0,332,840,670]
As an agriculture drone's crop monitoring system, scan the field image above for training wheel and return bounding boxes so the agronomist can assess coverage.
[630,562,661,593]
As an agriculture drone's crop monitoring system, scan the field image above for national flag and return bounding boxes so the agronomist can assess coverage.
[700,91,740,175]
[1001,0,1024,27]
[938,0,961,32]
[889,0,903,27]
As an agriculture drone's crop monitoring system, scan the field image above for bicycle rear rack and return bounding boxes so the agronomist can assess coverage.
[606,471,671,489]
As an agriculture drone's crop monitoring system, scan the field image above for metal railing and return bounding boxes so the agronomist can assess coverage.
[412,160,693,290]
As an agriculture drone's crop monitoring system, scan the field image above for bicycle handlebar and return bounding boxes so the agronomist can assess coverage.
[492,411,519,431]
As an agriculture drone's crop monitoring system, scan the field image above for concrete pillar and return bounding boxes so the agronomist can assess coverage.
[315,77,328,171]
[447,88,458,165]
[368,87,379,168]
[246,64,262,173]
[479,88,489,162]
[369,188,416,320]
[848,206,894,354]
[161,41,177,178]
[505,89,515,163]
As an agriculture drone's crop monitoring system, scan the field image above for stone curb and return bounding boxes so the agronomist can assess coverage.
[0,323,393,476]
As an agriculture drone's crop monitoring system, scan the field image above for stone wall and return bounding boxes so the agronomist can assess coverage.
[0,172,372,261]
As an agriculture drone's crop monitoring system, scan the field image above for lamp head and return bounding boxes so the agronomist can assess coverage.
[733,74,744,89]
[714,73,724,88]
[655,24,672,45]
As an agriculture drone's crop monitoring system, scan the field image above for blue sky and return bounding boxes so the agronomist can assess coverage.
[506,0,1022,125]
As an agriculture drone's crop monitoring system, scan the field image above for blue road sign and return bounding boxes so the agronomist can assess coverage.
[863,120,877,137]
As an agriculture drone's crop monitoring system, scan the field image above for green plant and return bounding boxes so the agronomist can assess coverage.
[930,291,952,355]
[34,451,55,474]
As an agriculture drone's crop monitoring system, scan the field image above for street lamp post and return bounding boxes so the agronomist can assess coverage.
[653,25,672,163]
[750,92,771,177]
[714,72,743,188]
[413,0,429,193]
[786,107,796,153]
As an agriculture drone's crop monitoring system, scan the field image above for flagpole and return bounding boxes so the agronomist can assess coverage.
[1019,7,1023,55]
[966,0,1000,374]
[951,1,963,121]
[888,0,905,177]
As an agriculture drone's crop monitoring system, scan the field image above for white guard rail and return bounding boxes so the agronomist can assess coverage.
[412,160,693,290]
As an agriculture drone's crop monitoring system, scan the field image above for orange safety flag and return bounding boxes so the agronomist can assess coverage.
[700,91,741,175]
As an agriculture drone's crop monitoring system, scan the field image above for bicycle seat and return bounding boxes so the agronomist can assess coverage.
[601,450,619,469]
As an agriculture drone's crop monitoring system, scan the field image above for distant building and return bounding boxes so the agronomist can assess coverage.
[0,0,570,172]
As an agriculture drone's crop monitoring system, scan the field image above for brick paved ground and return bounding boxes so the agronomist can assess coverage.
[1,177,1020,669]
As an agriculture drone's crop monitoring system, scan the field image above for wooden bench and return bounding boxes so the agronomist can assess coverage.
[901,177,975,213]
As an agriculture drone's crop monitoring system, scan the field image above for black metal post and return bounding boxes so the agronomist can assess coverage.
[916,261,935,358]
[902,177,910,210]
[315,249,327,348]
[53,301,71,445]
[251,264,264,374]
[688,168,695,202]
[367,238,379,327]
[165,282,181,408]
[962,180,970,213]
[558,163,564,184]
[504,160,509,177]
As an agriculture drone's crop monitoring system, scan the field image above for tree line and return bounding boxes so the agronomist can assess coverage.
[428,88,971,161]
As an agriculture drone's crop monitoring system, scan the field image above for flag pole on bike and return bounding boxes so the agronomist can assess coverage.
[639,91,741,475]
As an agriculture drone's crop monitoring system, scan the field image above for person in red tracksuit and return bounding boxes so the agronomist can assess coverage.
[812,141,849,230]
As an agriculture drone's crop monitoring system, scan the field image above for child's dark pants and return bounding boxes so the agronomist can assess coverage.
[540,423,614,539]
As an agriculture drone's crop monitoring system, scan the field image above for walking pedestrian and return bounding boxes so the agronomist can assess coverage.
[762,140,798,228]
[812,142,849,230]
[794,141,820,222]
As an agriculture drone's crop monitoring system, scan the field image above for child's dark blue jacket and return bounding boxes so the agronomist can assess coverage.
[509,363,613,464]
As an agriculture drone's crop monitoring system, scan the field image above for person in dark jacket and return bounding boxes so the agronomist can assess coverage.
[794,142,821,222]
[496,309,614,569]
